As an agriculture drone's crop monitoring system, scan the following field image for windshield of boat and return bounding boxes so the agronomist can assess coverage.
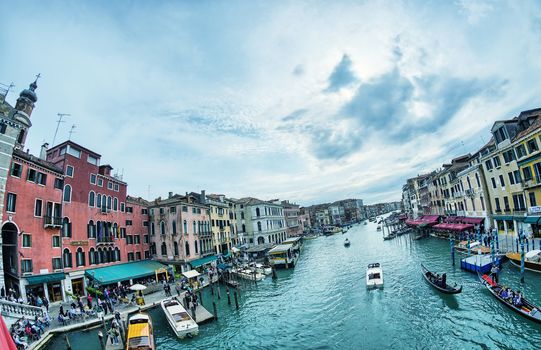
[128,336,150,349]
[369,273,381,279]
[172,312,191,322]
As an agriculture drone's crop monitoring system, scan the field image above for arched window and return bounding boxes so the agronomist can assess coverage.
[172,220,177,235]
[17,129,25,144]
[183,220,187,234]
[99,248,105,264]
[257,237,265,245]
[161,242,167,256]
[193,221,196,234]
[89,191,95,207]
[101,195,106,210]
[107,248,113,262]
[76,247,85,267]
[242,224,246,232]
[62,218,71,237]
[107,196,112,210]
[174,241,179,256]
[195,240,199,254]
[185,241,190,256]
[87,220,95,238]
[113,198,118,211]
[160,221,165,235]
[89,248,95,265]
[256,207,260,217]
[114,247,120,262]
[113,223,118,238]
[94,249,100,264]
[63,185,72,202]
[63,248,72,268]
[97,194,102,208]
[257,221,262,232]
[151,222,155,235]
[150,243,156,255]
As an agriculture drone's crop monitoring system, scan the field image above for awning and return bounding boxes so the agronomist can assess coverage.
[525,216,541,224]
[462,217,484,224]
[25,272,65,285]
[189,255,218,269]
[433,223,474,232]
[85,260,168,285]
[182,270,201,279]
[492,215,513,221]
[222,252,231,259]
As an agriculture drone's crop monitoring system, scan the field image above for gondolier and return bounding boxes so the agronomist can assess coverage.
[490,264,500,284]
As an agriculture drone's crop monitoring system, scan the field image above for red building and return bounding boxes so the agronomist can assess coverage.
[2,148,64,302]
[125,196,151,262]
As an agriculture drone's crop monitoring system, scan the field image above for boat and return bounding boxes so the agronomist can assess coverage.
[364,222,367,225]
[421,264,462,294]
[126,312,155,350]
[344,239,350,247]
[455,240,491,255]
[506,250,541,273]
[376,225,382,231]
[269,243,299,268]
[366,263,383,288]
[160,298,199,339]
[304,234,319,240]
[478,273,541,323]
[232,267,266,281]
[250,262,272,275]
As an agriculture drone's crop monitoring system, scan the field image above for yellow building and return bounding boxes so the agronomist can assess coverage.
[206,194,231,254]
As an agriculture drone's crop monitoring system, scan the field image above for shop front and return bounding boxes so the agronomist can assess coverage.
[24,272,66,302]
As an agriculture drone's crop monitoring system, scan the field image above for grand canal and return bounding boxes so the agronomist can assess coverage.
[45,220,541,349]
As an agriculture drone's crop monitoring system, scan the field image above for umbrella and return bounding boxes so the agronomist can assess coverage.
[129,284,147,291]
[231,247,240,253]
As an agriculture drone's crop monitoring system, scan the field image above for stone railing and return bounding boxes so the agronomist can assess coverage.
[0,299,45,319]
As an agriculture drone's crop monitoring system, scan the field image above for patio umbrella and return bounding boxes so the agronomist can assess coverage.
[129,284,147,291]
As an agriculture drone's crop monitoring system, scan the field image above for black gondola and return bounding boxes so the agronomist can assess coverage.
[344,239,350,247]
[478,273,541,323]
[421,264,462,294]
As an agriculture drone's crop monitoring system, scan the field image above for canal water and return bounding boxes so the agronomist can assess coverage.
[45,220,541,349]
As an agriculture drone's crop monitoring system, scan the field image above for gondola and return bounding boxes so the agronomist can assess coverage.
[478,273,541,324]
[421,264,462,294]
[344,239,350,247]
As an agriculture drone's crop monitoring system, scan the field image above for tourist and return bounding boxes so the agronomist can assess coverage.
[109,321,120,345]
[59,305,66,317]
[87,294,93,309]
[43,297,49,312]
[13,334,29,349]
[175,282,181,297]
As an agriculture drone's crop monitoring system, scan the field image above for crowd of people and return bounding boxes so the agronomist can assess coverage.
[499,287,524,308]
[9,314,51,350]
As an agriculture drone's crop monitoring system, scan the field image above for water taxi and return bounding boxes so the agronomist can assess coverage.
[269,243,299,268]
[232,267,266,281]
[160,298,199,339]
[376,225,382,231]
[126,313,155,350]
[455,241,491,255]
[344,238,350,247]
[249,262,272,275]
[507,250,541,273]
[366,263,383,288]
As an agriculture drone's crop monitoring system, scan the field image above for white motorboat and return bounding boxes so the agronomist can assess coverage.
[233,267,266,281]
[376,225,382,231]
[160,298,199,339]
[255,263,272,275]
[366,263,383,288]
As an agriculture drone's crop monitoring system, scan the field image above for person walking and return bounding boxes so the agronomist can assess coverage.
[42,297,49,312]
[175,282,181,297]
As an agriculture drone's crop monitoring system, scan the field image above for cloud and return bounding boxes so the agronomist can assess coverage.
[292,64,305,76]
[324,54,358,92]
[281,108,307,122]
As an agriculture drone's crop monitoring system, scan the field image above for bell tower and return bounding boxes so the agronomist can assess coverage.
[12,75,38,149]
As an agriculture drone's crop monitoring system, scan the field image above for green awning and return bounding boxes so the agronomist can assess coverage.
[25,272,65,285]
[492,215,513,221]
[189,255,218,269]
[525,216,541,224]
[85,260,168,285]
[514,216,526,222]
[222,252,231,259]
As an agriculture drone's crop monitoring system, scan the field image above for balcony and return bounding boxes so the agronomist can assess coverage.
[199,230,212,238]
[521,176,541,189]
[96,236,114,244]
[43,216,62,228]
[453,191,464,198]
[465,189,475,197]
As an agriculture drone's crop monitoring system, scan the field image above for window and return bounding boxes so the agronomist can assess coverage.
[107,181,113,190]
[90,174,97,184]
[128,252,135,261]
[113,198,118,211]
[89,191,95,207]
[97,178,103,187]
[76,248,85,267]
[503,196,510,211]
[6,193,16,212]
[491,177,497,189]
[530,192,537,207]
[126,220,133,226]
[484,160,493,171]
[514,170,522,184]
[513,194,526,211]
[27,169,36,182]
[136,252,141,260]
[503,149,515,163]
[508,172,515,185]
[34,199,42,217]
[183,220,187,234]
[114,184,119,191]
[134,235,140,244]
[22,234,31,248]
[10,163,22,177]
[63,185,72,202]
[36,172,47,185]
[0,123,6,134]
[159,207,165,215]
[87,155,98,165]
[523,167,533,181]
[63,249,72,268]
[151,222,155,235]
[62,218,72,237]
[144,234,149,244]
[126,235,133,244]
[21,259,33,273]
[182,206,188,212]
[185,241,190,256]
[126,207,133,213]
[170,206,176,213]
[516,144,527,158]
[257,221,262,231]
[88,220,96,238]
[499,175,505,188]
[66,165,74,177]
[67,146,81,158]
[120,227,126,238]
[141,208,148,215]
[143,221,149,227]
[492,156,501,168]
[495,198,501,212]
[160,221,165,235]
[107,196,112,210]
[52,235,61,248]
[144,250,150,259]
[121,203,125,212]
[54,178,63,189]
[161,242,167,256]
[52,257,62,270]
[528,139,539,153]
[174,241,179,256]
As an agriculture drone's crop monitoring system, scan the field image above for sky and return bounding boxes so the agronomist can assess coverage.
[1,0,541,206]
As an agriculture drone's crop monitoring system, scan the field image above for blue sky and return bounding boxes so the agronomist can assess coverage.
[1,0,541,206]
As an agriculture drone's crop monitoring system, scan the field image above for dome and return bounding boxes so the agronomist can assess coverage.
[19,81,38,103]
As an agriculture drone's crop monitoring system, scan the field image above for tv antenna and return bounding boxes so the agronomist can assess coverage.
[52,113,70,146]
[68,124,76,140]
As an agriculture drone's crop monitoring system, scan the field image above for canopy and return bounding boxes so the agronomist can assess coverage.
[269,243,293,254]
[462,217,484,224]
[444,216,464,223]
[525,216,541,224]
[433,223,474,232]
[492,215,513,221]
[189,255,218,269]
[182,270,201,279]
[25,272,65,285]
[231,247,240,253]
[129,284,147,291]
[525,250,541,259]
[86,260,168,285]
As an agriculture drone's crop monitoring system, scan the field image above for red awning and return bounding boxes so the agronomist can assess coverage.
[432,223,474,232]
[445,216,464,223]
[462,217,484,224]
[420,215,439,222]
[0,316,17,350]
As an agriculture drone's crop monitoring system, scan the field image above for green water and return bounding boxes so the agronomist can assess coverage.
[45,221,541,349]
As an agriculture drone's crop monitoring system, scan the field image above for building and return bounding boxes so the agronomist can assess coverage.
[298,207,311,233]
[0,79,36,292]
[205,194,231,254]
[224,197,239,246]
[233,197,287,246]
[125,196,151,261]
[280,200,302,236]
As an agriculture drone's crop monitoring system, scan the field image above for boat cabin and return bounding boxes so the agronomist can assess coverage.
[268,243,297,268]
[127,314,154,350]
[282,236,303,253]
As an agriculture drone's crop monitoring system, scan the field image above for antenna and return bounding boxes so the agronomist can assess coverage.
[52,113,70,146]
[148,185,151,200]
[68,124,76,140]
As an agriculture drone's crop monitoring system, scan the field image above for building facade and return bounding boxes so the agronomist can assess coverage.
[233,197,287,246]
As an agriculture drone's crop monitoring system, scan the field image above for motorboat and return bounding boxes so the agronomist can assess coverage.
[421,264,462,294]
[455,240,491,255]
[250,262,272,275]
[233,267,266,281]
[507,250,541,273]
[366,263,383,288]
[376,225,382,231]
[161,298,199,339]
[344,239,351,247]
[126,313,155,350]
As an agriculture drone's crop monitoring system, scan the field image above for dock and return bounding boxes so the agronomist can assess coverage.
[187,303,215,324]
[105,337,123,350]
[461,254,501,274]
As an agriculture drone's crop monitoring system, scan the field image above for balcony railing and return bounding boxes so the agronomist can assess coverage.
[43,216,62,228]
[521,176,541,189]
[97,236,114,244]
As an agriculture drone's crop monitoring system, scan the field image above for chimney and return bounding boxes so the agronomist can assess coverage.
[168,192,173,199]
[40,143,49,160]
[201,190,206,204]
